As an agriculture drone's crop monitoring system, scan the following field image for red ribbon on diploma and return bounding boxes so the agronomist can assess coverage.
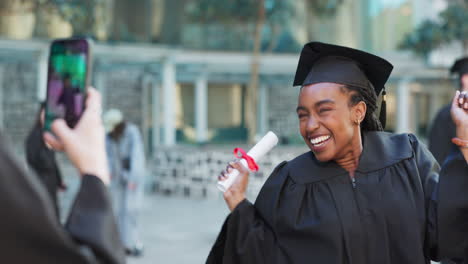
[233,148,259,172]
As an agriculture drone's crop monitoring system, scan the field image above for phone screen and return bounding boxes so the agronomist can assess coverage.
[44,39,90,131]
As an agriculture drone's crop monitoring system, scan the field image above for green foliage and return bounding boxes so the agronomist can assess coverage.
[186,0,294,25]
[186,0,341,24]
[185,0,343,52]
[185,0,296,51]
[308,0,343,17]
[186,0,258,23]
[439,4,468,43]
[399,1,468,57]
[266,0,295,25]
[37,0,106,37]
[398,20,444,57]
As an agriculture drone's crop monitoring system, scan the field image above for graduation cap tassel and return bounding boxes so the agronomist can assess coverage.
[379,88,387,130]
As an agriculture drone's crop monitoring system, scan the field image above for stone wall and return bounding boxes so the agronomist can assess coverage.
[1,62,39,159]
[268,84,302,143]
[0,62,148,148]
[150,145,307,200]
[103,69,145,127]
[0,58,309,201]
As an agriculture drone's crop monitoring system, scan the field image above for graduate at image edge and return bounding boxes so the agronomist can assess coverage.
[207,42,468,264]
[428,57,468,166]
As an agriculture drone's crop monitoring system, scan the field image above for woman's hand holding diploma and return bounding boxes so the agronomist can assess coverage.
[218,131,278,211]
[219,161,250,211]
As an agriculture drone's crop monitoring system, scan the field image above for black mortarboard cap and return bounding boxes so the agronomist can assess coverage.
[450,57,468,76]
[293,42,393,96]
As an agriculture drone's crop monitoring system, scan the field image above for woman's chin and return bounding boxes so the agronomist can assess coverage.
[314,154,332,163]
[309,147,333,162]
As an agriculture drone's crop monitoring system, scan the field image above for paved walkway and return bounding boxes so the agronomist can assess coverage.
[127,194,229,264]
[56,157,230,264]
[59,176,229,264]
[128,194,441,264]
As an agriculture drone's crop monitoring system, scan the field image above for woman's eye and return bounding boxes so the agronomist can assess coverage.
[319,108,331,113]
[298,113,307,119]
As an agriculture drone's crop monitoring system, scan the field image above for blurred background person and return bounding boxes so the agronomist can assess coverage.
[104,108,146,257]
[428,57,468,166]
[25,101,65,217]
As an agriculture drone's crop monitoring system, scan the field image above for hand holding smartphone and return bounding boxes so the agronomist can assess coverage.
[44,38,92,131]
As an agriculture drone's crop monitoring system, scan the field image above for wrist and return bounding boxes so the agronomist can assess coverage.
[224,191,246,212]
[456,126,468,142]
[80,166,110,185]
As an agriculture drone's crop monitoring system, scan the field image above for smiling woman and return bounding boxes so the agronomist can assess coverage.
[208,42,468,264]
[297,83,364,168]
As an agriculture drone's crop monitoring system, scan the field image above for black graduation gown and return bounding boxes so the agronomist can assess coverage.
[428,104,456,166]
[0,133,125,264]
[25,121,64,216]
[207,131,468,264]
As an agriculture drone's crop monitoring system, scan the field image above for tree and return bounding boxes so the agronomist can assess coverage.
[158,0,187,44]
[187,0,343,142]
[303,0,344,41]
[398,20,444,59]
[439,1,468,53]
[187,0,294,142]
[27,0,110,39]
[399,0,468,58]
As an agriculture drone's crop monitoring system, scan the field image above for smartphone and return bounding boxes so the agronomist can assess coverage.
[44,38,92,131]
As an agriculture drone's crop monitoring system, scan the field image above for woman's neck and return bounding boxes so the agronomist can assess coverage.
[335,132,363,177]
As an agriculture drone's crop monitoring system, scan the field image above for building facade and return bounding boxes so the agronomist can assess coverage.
[0,0,463,197]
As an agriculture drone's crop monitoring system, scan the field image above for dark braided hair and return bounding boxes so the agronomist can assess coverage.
[343,84,383,132]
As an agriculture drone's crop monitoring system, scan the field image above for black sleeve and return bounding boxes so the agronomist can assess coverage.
[206,162,288,264]
[206,199,277,264]
[411,134,468,261]
[409,134,440,260]
[427,106,456,166]
[0,131,125,264]
[55,163,65,187]
[437,147,468,260]
[25,124,57,173]
[66,174,126,264]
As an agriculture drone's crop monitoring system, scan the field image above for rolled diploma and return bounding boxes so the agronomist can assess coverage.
[217,131,278,192]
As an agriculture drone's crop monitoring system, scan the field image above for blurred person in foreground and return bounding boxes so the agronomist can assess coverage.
[25,102,65,217]
[428,57,468,166]
[0,88,125,263]
[208,42,468,264]
[104,109,145,257]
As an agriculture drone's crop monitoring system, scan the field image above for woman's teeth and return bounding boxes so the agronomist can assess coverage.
[310,135,330,146]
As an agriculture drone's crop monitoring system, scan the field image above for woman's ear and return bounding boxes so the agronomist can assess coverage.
[353,101,367,124]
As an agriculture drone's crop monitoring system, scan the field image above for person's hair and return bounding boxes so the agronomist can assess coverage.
[343,84,383,132]
[109,122,126,141]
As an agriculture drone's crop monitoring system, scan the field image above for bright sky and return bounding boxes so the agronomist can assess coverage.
[370,0,408,16]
